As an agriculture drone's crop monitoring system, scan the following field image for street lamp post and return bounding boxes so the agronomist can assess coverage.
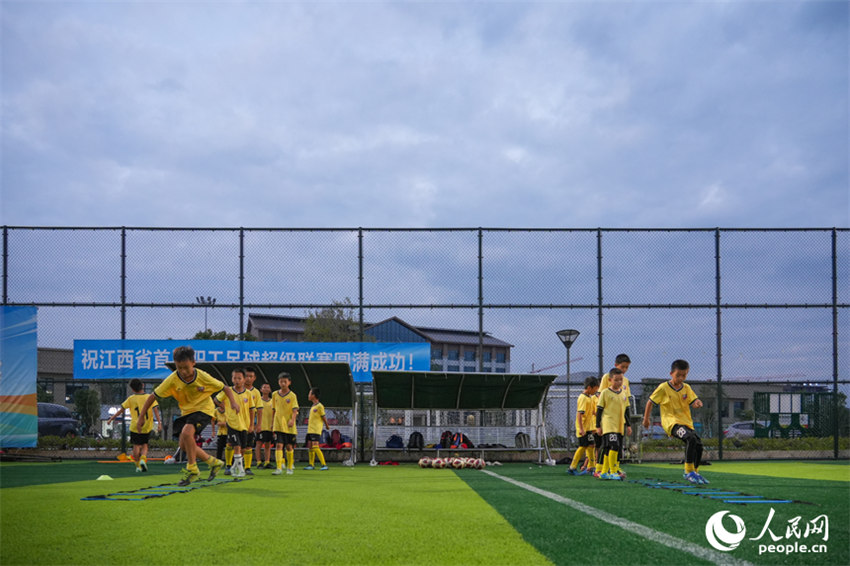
[196,296,216,332]
[556,329,580,444]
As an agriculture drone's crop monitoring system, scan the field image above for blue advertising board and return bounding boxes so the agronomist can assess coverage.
[74,340,429,383]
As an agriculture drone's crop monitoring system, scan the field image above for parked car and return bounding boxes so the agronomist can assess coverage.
[37,403,81,437]
[724,420,768,439]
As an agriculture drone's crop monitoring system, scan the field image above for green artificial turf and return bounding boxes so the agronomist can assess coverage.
[0,461,551,566]
[460,463,849,566]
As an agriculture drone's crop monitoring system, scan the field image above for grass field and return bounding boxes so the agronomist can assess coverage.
[1,459,847,565]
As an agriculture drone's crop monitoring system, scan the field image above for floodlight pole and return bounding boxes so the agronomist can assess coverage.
[557,330,580,444]
[196,296,216,332]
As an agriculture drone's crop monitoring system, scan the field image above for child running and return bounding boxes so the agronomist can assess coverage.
[106,378,161,472]
[136,345,238,486]
[642,359,708,484]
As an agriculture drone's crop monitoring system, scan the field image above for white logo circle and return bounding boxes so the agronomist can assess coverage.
[705,510,747,552]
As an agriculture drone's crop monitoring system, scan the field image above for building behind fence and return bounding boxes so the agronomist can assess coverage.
[4,227,848,460]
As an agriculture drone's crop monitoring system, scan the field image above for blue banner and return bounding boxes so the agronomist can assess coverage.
[0,306,38,448]
[74,340,430,382]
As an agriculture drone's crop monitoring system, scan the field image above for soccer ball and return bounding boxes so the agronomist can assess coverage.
[418,457,432,468]
[473,458,485,470]
[432,458,446,469]
[451,457,463,469]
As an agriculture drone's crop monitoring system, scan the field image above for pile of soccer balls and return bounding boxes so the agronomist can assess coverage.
[418,456,486,470]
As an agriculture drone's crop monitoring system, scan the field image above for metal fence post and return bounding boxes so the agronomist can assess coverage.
[715,228,724,460]
[832,228,839,459]
[121,228,127,340]
[597,229,604,377]
[239,228,245,338]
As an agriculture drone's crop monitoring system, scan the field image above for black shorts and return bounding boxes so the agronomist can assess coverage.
[602,432,622,452]
[246,432,256,446]
[671,424,699,443]
[173,412,212,437]
[578,432,595,447]
[258,431,274,443]
[305,433,322,443]
[130,432,150,446]
[226,427,248,448]
[275,432,297,446]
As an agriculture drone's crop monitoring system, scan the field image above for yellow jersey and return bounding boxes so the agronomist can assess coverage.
[259,397,274,431]
[214,409,227,435]
[246,387,263,429]
[597,387,628,435]
[575,393,597,437]
[599,372,631,410]
[154,369,224,417]
[649,381,699,436]
[272,390,299,434]
[122,393,158,434]
[216,387,254,431]
[307,402,326,435]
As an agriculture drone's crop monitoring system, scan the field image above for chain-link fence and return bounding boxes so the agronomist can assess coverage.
[4,227,848,460]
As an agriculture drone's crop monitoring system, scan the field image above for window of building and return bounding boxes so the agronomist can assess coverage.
[463,350,476,362]
[431,346,443,359]
[447,349,459,361]
[483,351,492,362]
[447,365,460,372]
[495,352,506,363]
[65,383,88,404]
[732,400,746,418]
[431,361,444,371]
[464,365,477,373]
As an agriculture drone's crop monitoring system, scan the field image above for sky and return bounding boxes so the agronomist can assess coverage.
[1,0,848,229]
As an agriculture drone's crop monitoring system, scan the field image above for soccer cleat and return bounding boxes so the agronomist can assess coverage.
[244,468,254,476]
[140,460,148,472]
[593,471,601,479]
[303,466,315,471]
[695,473,710,485]
[685,471,701,484]
[271,468,282,476]
[567,468,581,475]
[600,473,615,480]
[265,462,275,470]
[609,473,623,481]
[320,466,328,471]
[286,468,294,475]
[135,467,142,473]
[618,471,626,480]
[223,468,232,476]
[208,458,224,480]
[178,467,200,486]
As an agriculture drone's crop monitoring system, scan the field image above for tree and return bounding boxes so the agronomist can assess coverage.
[74,388,101,435]
[303,298,372,342]
[36,383,53,403]
[192,329,256,341]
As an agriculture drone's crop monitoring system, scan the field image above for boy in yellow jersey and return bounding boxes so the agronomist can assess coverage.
[216,368,255,478]
[271,372,299,476]
[106,378,161,472]
[242,367,263,475]
[595,368,631,481]
[642,359,707,485]
[596,354,631,473]
[256,383,275,469]
[304,387,330,471]
[567,376,599,476]
[137,345,238,486]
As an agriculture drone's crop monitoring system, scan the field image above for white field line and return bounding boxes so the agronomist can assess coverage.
[481,470,753,566]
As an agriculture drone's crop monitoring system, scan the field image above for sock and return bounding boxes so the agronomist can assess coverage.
[609,451,620,474]
[569,447,586,470]
[188,463,200,474]
[685,462,695,474]
[586,446,596,470]
[226,446,234,467]
[599,454,610,474]
[234,454,243,472]
[286,449,294,470]
[208,457,221,468]
[314,447,326,466]
[244,448,253,470]
[276,449,284,470]
[308,448,315,467]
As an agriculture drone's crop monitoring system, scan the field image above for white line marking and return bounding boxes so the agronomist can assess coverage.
[481,470,753,566]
